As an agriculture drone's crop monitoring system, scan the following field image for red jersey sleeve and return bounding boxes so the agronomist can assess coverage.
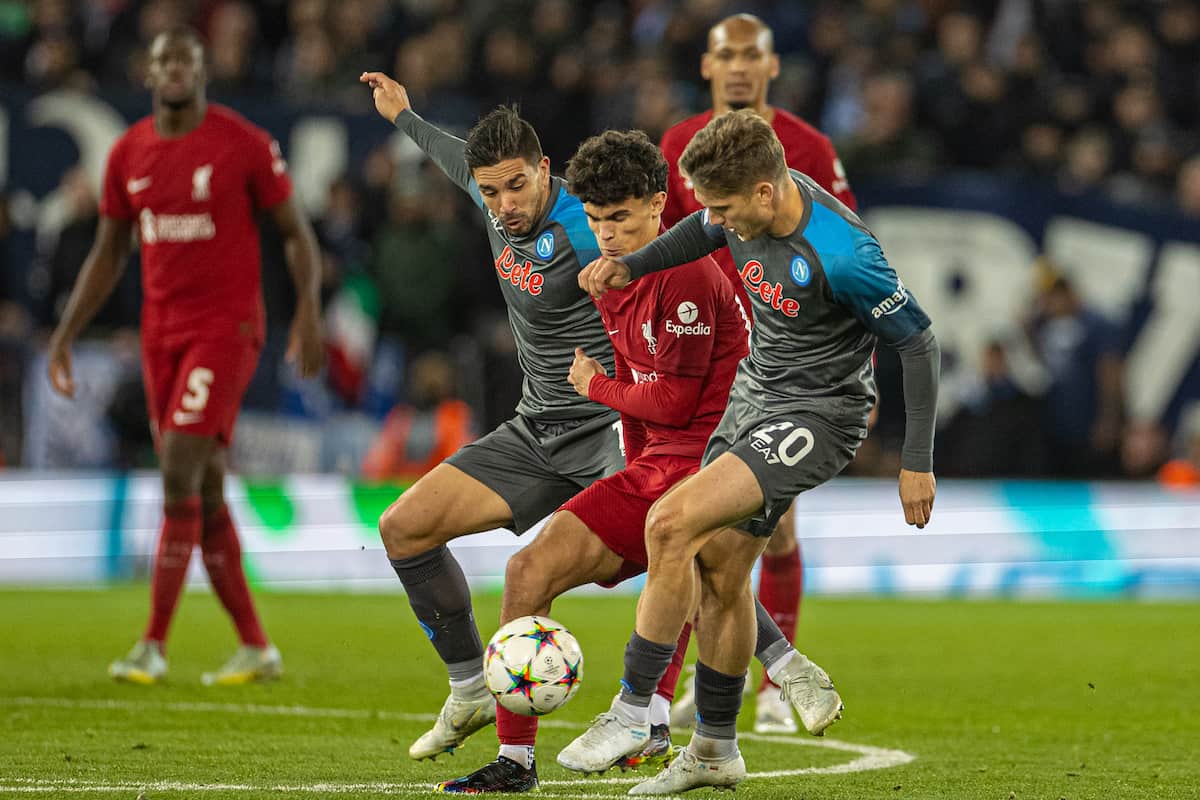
[99,137,133,220]
[660,128,690,228]
[805,135,857,211]
[244,127,292,210]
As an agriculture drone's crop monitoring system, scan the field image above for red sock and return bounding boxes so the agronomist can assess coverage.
[201,505,268,647]
[497,704,539,746]
[144,497,202,647]
[758,547,802,689]
[654,623,693,703]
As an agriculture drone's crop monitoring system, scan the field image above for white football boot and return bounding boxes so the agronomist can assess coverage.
[109,640,167,685]
[754,682,799,734]
[627,746,745,795]
[775,653,843,735]
[409,690,496,760]
[557,696,650,774]
[201,645,283,686]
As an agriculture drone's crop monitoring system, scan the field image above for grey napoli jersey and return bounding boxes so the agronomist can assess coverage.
[394,110,614,422]
[626,170,931,424]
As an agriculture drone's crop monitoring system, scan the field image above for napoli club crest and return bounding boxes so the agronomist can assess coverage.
[536,231,556,260]
[790,255,811,287]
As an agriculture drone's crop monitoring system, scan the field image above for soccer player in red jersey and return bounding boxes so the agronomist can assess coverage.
[47,28,324,686]
[434,129,751,793]
[659,13,857,733]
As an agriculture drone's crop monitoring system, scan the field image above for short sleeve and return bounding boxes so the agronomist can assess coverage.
[99,138,133,221]
[651,265,722,379]
[827,231,931,346]
[245,127,292,210]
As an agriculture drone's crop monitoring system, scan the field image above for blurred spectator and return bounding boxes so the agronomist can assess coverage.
[837,69,940,180]
[1027,266,1124,478]
[1158,405,1200,489]
[360,350,475,481]
[0,193,31,467]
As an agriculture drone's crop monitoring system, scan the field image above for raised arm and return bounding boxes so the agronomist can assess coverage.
[47,216,133,397]
[268,196,325,377]
[360,71,475,197]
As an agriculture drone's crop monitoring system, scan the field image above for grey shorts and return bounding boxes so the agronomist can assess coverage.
[702,396,865,538]
[446,413,625,534]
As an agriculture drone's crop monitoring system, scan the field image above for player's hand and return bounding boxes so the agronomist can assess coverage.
[47,335,75,398]
[359,71,411,123]
[899,469,936,529]
[287,311,325,378]
[578,257,632,297]
[568,347,607,397]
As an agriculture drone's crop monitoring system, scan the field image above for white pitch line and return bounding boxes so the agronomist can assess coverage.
[1,695,915,788]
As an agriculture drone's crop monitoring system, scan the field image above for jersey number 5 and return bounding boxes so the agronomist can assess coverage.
[181,367,215,412]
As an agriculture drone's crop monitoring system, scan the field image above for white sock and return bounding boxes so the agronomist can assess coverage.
[498,745,534,769]
[612,696,650,727]
[688,731,737,760]
[765,649,798,684]
[449,672,488,699]
[649,693,671,727]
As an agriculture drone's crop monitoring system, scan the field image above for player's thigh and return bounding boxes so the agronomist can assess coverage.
[764,499,798,556]
[379,462,515,554]
[505,511,626,604]
[200,446,229,512]
[646,452,765,554]
[159,430,219,498]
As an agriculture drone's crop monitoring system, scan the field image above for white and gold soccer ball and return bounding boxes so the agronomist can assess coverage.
[483,615,583,716]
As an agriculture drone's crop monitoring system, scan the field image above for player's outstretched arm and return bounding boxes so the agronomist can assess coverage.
[360,71,474,197]
[47,216,133,397]
[269,197,325,378]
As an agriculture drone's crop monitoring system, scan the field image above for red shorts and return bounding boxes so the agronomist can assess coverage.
[143,336,261,446]
[560,454,699,587]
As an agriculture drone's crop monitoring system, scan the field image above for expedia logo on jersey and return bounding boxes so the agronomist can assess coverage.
[740,260,800,318]
[139,209,215,244]
[664,300,711,337]
[871,279,909,319]
[494,245,544,296]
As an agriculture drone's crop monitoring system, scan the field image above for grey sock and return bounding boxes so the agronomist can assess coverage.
[390,546,483,666]
[694,661,744,741]
[754,598,793,671]
[619,632,677,707]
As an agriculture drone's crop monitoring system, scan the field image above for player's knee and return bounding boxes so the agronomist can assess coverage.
[378,499,422,559]
[160,460,202,502]
[645,500,693,559]
[503,549,554,610]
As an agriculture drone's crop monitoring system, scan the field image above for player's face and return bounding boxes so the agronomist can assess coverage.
[702,24,780,110]
[473,156,550,237]
[693,181,774,241]
[583,193,666,259]
[147,34,205,109]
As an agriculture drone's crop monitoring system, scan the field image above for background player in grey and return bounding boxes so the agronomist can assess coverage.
[361,71,624,760]
[568,110,939,794]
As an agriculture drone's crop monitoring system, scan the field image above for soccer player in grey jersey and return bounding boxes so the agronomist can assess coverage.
[361,72,625,760]
[570,110,939,794]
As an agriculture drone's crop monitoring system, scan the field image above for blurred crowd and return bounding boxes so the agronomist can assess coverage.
[2,0,1200,481]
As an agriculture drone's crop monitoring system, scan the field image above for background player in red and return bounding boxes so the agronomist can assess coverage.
[659,12,858,734]
[46,27,324,686]
[433,129,750,793]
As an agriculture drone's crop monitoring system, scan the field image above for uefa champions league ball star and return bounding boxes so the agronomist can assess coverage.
[484,616,583,716]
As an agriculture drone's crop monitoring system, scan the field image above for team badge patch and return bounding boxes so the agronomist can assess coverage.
[789,255,811,287]
[536,231,556,260]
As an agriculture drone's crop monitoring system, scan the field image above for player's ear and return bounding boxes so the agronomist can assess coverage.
[700,51,713,81]
[756,181,775,206]
[538,156,551,180]
[649,191,667,216]
[768,53,780,80]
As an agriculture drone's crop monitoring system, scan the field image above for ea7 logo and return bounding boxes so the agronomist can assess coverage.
[750,421,814,466]
[192,164,213,201]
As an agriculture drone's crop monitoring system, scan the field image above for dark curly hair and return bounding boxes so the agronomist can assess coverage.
[566,129,668,206]
[464,105,543,170]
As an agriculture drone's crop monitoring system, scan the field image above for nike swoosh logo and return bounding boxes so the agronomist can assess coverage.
[172,410,203,425]
[607,329,619,335]
[127,177,152,194]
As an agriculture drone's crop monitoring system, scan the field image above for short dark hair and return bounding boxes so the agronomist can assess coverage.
[464,105,543,170]
[679,109,786,197]
[154,25,205,53]
[565,130,668,206]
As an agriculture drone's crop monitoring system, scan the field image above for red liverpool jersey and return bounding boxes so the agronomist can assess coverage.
[100,104,292,343]
[588,256,750,459]
[661,108,855,313]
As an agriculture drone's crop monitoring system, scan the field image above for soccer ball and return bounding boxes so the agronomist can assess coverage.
[484,615,583,716]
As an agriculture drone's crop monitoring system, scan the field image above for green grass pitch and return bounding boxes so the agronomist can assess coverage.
[1,588,1196,799]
